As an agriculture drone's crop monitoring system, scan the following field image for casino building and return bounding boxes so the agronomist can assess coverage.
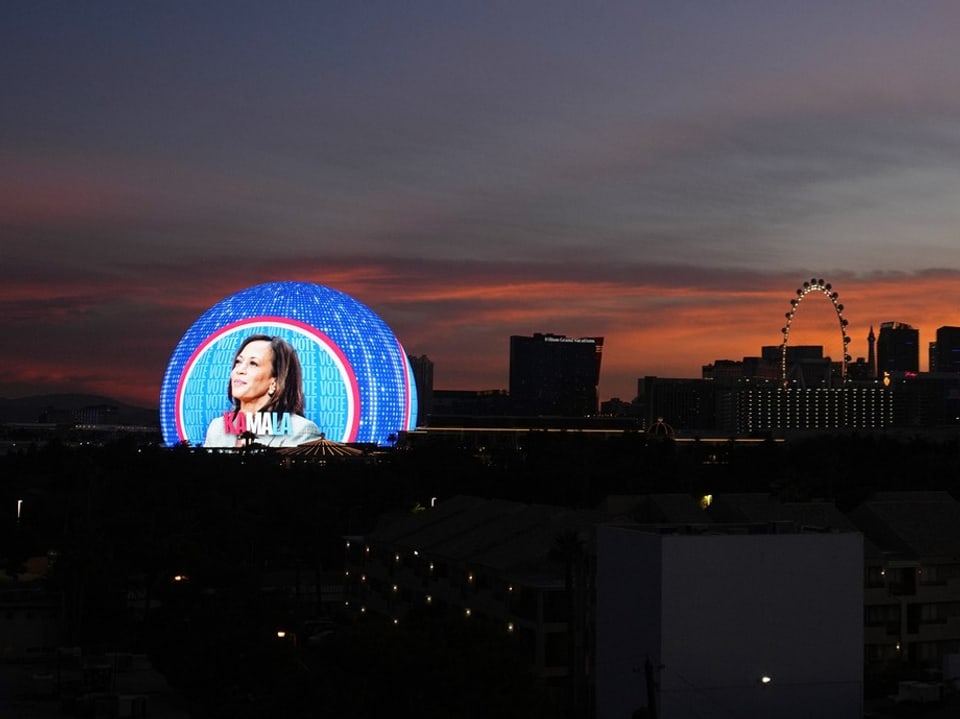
[635,376,895,435]
[720,381,894,435]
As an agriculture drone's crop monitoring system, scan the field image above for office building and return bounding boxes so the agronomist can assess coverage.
[637,376,718,431]
[407,354,435,422]
[705,346,838,387]
[885,372,960,427]
[430,389,511,419]
[509,333,603,417]
[931,326,960,374]
[877,322,919,375]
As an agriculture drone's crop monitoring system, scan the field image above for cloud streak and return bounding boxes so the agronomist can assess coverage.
[3,250,959,407]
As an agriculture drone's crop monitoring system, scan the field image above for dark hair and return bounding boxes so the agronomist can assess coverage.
[228,334,305,416]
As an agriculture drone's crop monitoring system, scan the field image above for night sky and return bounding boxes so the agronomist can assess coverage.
[3,2,960,408]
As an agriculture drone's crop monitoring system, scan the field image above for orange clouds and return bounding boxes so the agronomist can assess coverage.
[3,258,960,410]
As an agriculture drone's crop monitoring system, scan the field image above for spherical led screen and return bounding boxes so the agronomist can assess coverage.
[159,282,417,447]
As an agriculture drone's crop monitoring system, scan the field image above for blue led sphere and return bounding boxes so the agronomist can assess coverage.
[159,281,418,447]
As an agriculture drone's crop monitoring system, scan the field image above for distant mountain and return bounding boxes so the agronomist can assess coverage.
[0,393,159,426]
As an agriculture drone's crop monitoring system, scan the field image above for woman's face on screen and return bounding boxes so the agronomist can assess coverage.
[231,340,275,409]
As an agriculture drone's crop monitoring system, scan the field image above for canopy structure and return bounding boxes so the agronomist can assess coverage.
[275,435,364,459]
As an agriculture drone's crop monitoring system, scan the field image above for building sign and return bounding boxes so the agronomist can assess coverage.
[160,282,417,448]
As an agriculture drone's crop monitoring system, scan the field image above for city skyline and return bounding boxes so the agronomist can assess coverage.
[3,3,960,408]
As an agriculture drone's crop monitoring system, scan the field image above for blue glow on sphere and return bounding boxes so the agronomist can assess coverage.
[160,281,418,447]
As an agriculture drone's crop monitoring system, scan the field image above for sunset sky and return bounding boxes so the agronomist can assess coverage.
[3,2,960,408]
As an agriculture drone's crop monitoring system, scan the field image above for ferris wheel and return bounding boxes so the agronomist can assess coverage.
[780,278,851,387]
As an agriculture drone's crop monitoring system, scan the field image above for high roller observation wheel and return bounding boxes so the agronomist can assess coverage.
[780,278,851,387]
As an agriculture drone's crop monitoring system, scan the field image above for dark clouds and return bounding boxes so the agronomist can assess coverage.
[2,2,960,405]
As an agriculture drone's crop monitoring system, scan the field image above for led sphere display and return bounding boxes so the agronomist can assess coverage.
[160,281,418,447]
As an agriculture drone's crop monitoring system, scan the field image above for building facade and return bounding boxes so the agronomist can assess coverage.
[343,495,603,707]
[509,333,603,417]
[407,354,434,423]
[596,526,863,719]
[931,326,960,374]
[636,377,719,432]
[877,322,920,375]
[851,492,960,674]
[720,383,894,434]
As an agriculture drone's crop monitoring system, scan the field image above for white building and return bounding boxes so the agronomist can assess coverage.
[596,527,863,719]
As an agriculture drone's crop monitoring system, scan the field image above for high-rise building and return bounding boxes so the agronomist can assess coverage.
[763,345,836,387]
[932,326,960,374]
[637,376,718,431]
[509,333,603,416]
[876,322,919,374]
[407,354,434,423]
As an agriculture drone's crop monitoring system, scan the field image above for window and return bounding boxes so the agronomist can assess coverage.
[865,604,899,628]
[544,631,570,669]
[543,590,569,623]
[889,567,917,596]
[866,566,885,588]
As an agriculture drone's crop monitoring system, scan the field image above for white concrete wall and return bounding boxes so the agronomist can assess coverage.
[597,528,863,719]
[595,527,663,719]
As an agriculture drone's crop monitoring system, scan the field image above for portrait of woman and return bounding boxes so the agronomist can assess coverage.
[203,334,323,448]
